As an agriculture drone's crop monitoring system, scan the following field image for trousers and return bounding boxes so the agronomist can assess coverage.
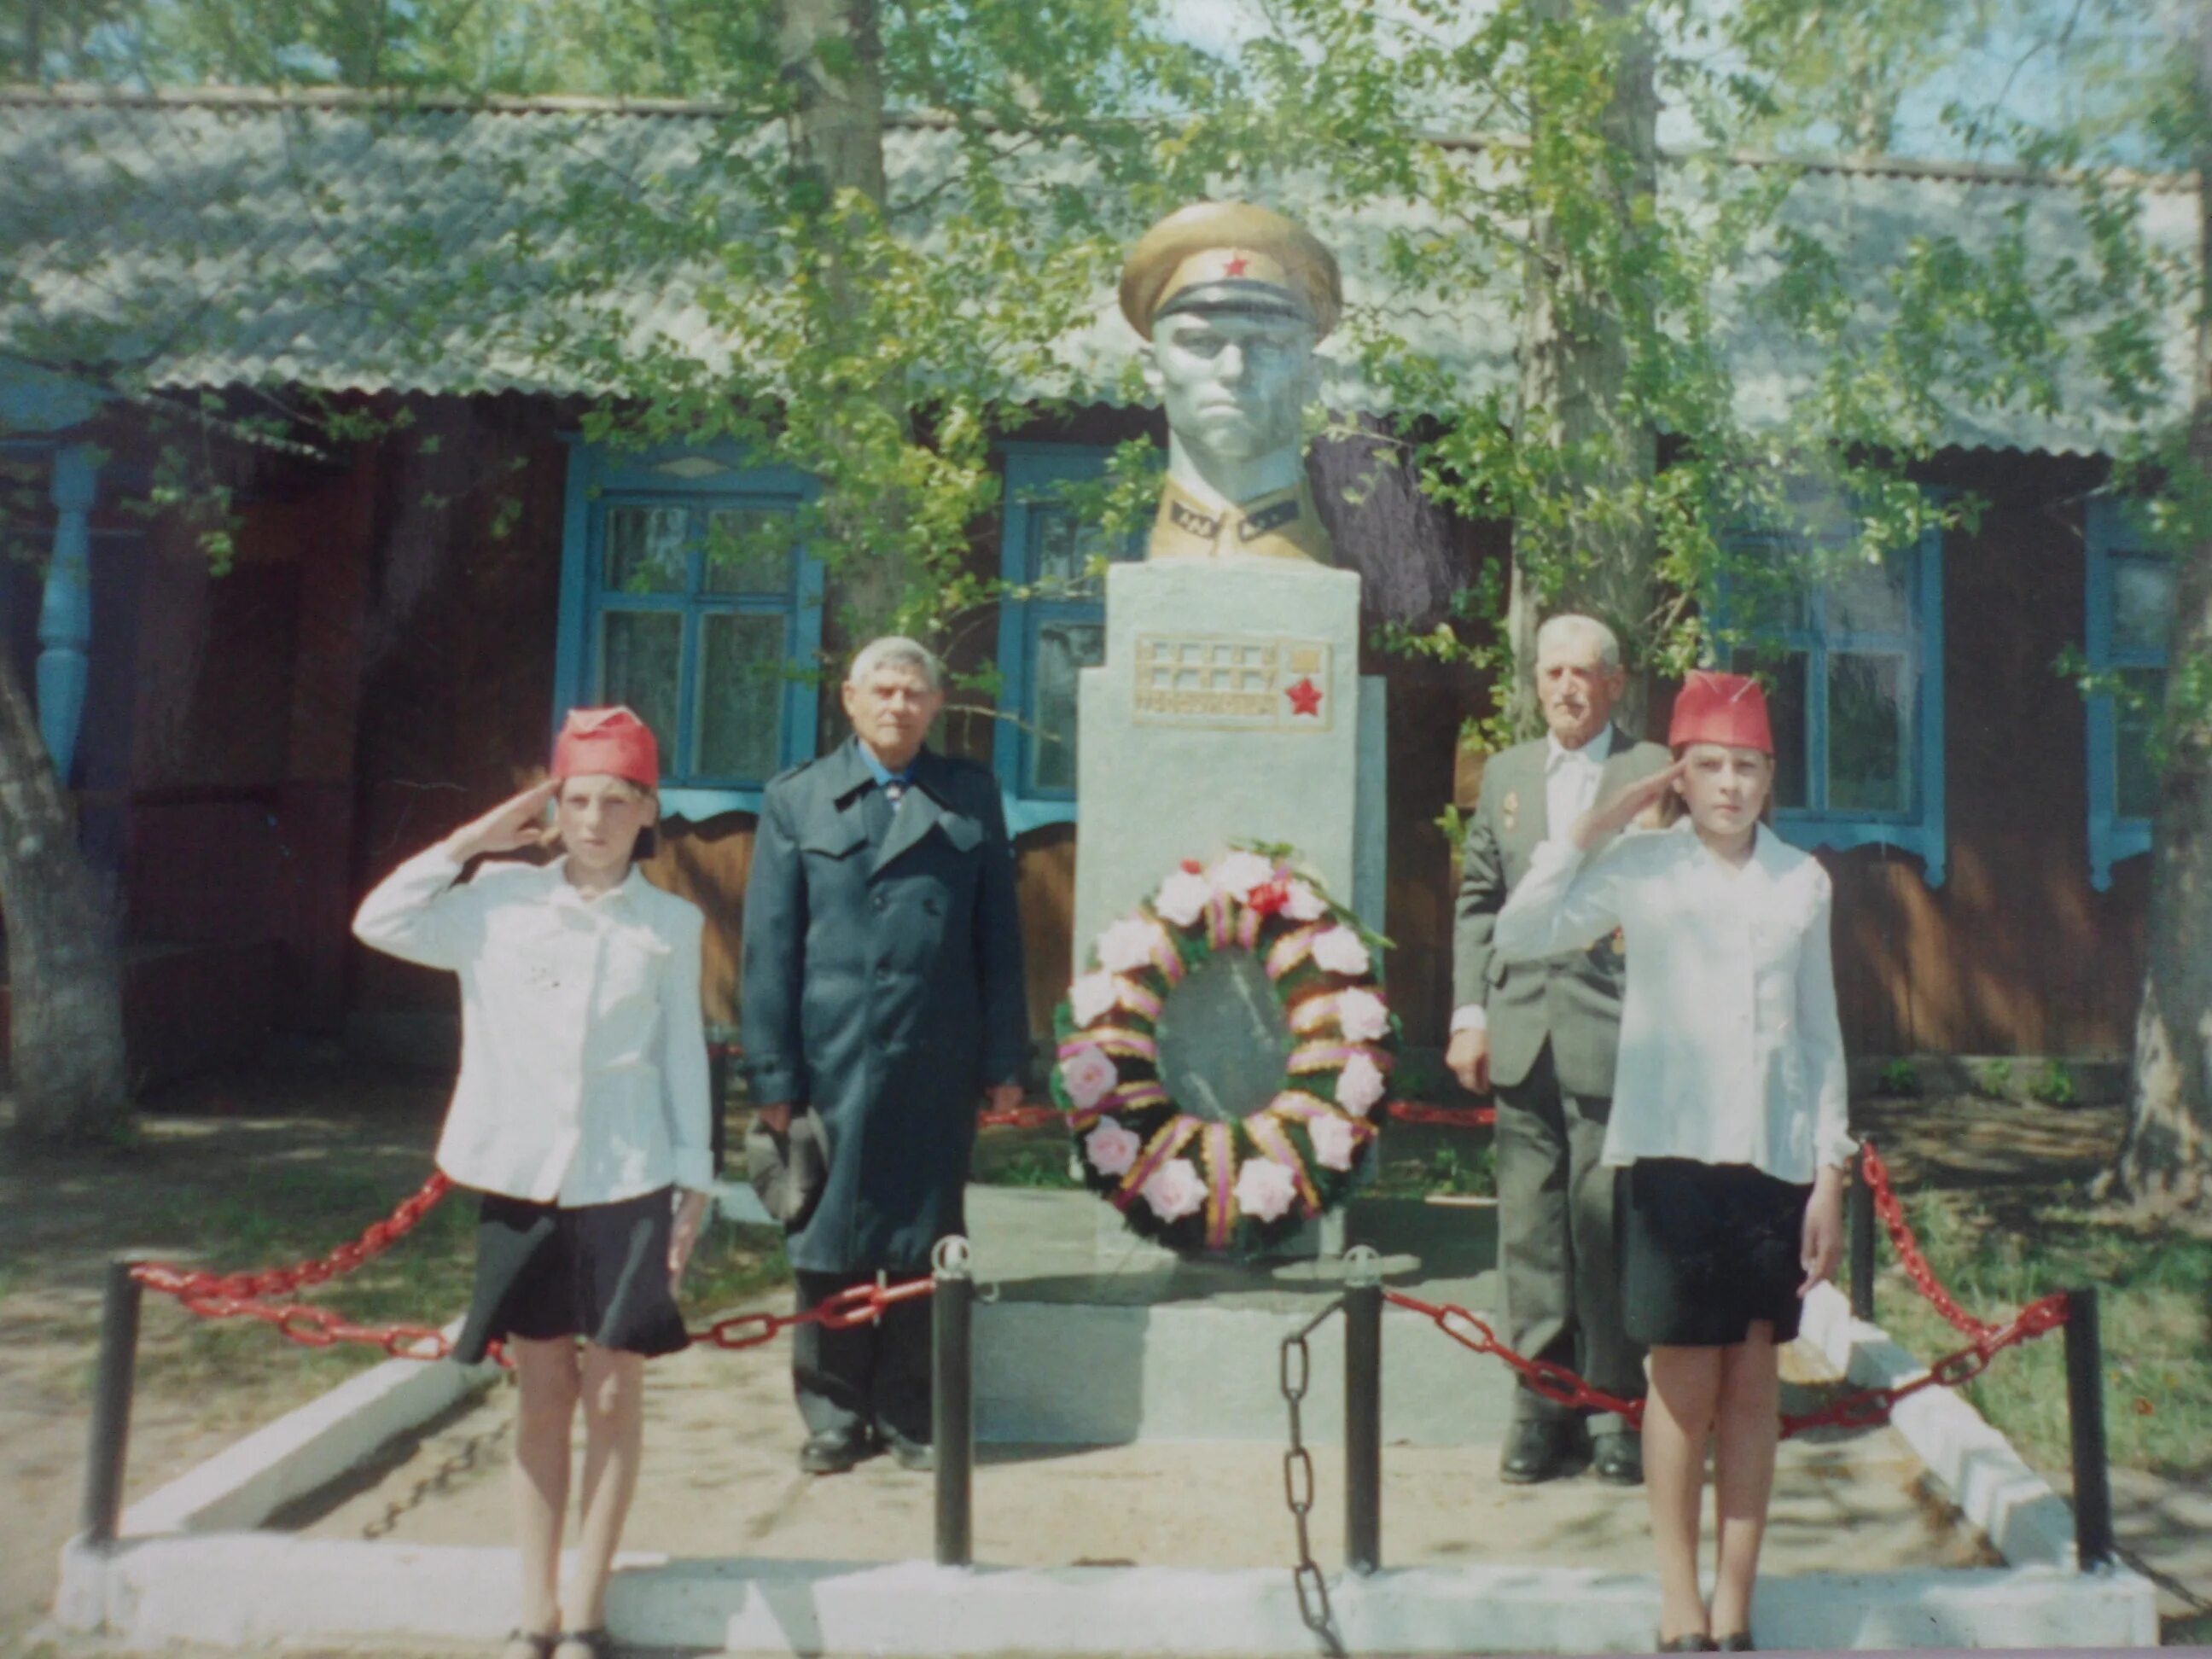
[1493,1040,1645,1432]
[790,1266,933,1443]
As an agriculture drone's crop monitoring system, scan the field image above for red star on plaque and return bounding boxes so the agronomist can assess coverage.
[1286,677,1324,717]
[1223,253,1251,276]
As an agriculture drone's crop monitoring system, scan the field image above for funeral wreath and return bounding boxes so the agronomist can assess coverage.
[1051,850,1397,1254]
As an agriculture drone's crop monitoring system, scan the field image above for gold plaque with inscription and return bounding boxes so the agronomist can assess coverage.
[1132,634,1335,731]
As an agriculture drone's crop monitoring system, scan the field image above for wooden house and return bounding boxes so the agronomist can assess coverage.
[0,87,2195,1085]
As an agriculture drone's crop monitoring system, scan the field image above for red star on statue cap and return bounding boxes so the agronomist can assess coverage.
[1286,677,1324,717]
[1223,253,1250,276]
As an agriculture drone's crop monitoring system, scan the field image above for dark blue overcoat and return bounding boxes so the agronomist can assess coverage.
[739,739,1028,1273]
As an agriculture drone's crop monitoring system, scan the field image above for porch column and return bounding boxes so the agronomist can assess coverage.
[37,443,97,782]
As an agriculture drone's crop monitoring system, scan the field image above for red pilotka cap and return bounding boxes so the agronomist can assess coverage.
[1669,670,1774,754]
[551,707,661,789]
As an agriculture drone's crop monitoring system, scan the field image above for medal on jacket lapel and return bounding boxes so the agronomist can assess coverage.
[1502,790,1519,833]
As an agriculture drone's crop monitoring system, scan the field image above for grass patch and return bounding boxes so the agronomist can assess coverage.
[1871,1184,2212,1482]
[979,1149,1083,1190]
[1368,1141,1497,1199]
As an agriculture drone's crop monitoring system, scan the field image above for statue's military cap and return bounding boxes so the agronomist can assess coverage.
[1118,201,1342,341]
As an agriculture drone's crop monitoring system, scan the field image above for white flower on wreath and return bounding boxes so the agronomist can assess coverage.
[1141,1157,1207,1222]
[1308,1113,1359,1173]
[1311,925,1371,977]
[1083,1118,1142,1178]
[1068,971,1119,1027]
[1155,870,1211,928]
[1097,917,1161,975]
[1060,1045,1119,1111]
[1282,880,1327,923]
[1235,1156,1299,1223]
[1337,987,1391,1044]
[1337,1052,1387,1118]
[1208,850,1276,902]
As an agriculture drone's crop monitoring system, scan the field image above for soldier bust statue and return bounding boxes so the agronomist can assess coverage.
[1120,201,1341,566]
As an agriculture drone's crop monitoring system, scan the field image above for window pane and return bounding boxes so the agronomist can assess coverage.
[2116,667,2165,820]
[1027,620,1103,793]
[1825,549,1912,638]
[1027,505,1134,591]
[1829,651,1910,813]
[600,611,683,760]
[696,612,788,781]
[2112,556,2175,658]
[1735,652,1809,811]
[1723,544,1811,636]
[702,507,795,597]
[605,505,689,594]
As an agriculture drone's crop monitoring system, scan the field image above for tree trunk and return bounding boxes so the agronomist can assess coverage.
[1511,0,1661,738]
[777,0,908,642]
[2104,26,2212,1214]
[0,645,128,1144]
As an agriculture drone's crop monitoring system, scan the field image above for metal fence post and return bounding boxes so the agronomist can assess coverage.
[2063,1285,2115,1571]
[1849,1163,1877,1323]
[931,1235,975,1568]
[1343,1244,1383,1575]
[80,1254,144,1547]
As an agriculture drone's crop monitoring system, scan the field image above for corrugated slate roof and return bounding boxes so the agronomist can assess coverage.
[1,85,2195,455]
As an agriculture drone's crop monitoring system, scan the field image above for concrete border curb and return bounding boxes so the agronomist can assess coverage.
[1797,1283,2085,1569]
[121,1318,499,1539]
[53,1538,2160,1652]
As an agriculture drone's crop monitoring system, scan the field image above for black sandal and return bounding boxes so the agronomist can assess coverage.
[501,1632,556,1659]
[552,1630,614,1659]
[1715,1637,1755,1652]
[1658,1637,1718,1653]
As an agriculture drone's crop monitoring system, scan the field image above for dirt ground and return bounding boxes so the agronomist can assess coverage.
[3,1069,2206,1656]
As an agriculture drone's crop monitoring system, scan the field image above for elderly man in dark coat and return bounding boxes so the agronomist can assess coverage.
[741,636,1028,1475]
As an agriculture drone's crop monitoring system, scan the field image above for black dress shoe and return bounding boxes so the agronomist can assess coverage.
[1499,1418,1576,1484]
[799,1429,871,1475]
[880,1427,934,1472]
[1714,1635,1755,1652]
[1657,1635,1717,1652]
[1591,1429,1645,1486]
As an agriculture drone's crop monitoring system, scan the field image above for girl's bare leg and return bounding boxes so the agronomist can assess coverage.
[562,1344,647,1635]
[1709,1320,1781,1643]
[510,1337,581,1644]
[1645,1344,1723,1644]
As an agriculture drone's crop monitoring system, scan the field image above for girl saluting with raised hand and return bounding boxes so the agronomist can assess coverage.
[1493,670,1854,1654]
[353,707,713,1659]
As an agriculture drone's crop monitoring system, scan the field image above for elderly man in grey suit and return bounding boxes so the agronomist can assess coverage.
[1450,614,1670,1486]
[742,637,1028,1476]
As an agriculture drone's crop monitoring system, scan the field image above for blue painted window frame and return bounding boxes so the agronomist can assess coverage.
[993,442,1144,835]
[1718,508,1948,885]
[556,439,825,820]
[2084,495,2167,891]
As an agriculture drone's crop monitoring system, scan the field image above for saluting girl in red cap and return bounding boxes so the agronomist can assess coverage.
[1492,669,1855,1654]
[352,707,712,1659]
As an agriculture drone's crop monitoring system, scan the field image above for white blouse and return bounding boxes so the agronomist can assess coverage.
[1493,820,1854,1185]
[352,846,715,1206]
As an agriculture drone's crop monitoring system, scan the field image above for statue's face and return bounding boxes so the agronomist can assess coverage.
[1144,310,1318,466]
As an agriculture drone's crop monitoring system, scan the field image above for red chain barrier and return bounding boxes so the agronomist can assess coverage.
[1388,1101,1498,1128]
[1858,1139,2000,1342]
[701,1274,937,1350]
[1387,1276,2073,1438]
[131,1173,455,1303]
[1384,1288,1651,1427]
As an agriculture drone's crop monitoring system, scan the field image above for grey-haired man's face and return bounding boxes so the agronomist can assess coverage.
[1143,310,1318,466]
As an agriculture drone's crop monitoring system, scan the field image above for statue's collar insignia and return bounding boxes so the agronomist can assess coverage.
[1167,496,1223,538]
[1241,494,1303,538]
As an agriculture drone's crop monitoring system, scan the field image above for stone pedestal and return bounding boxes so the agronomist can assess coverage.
[1072,561,1387,965]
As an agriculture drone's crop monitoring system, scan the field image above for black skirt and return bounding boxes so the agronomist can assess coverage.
[1618,1157,1813,1348]
[453,1185,690,1365]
